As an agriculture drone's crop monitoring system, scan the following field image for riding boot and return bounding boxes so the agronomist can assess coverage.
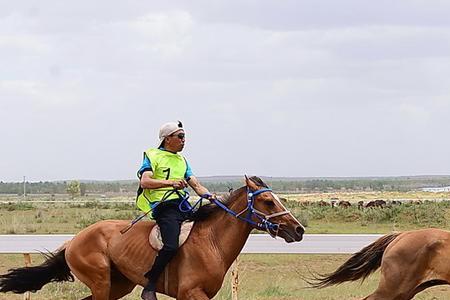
[142,249,177,300]
[141,289,158,300]
[145,248,176,278]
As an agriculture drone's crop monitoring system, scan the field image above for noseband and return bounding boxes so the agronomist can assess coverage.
[211,187,291,238]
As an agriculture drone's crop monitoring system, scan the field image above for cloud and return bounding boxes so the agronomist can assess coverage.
[1,1,450,180]
[129,11,193,41]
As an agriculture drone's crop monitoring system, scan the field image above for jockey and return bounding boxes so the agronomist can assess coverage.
[136,121,214,300]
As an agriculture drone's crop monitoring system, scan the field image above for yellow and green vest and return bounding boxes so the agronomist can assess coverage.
[136,148,188,213]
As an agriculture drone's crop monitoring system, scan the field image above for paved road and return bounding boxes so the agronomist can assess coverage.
[0,234,383,254]
[242,234,383,253]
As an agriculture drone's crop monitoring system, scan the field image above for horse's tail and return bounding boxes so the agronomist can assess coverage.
[0,248,74,294]
[309,232,400,288]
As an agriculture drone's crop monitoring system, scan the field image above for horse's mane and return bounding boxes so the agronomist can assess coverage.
[246,176,268,188]
[189,176,268,222]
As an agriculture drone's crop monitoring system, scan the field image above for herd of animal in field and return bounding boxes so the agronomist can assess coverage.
[281,197,426,209]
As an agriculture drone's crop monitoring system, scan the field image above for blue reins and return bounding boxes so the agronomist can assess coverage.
[211,187,283,234]
[177,187,282,234]
[122,186,287,236]
[178,190,205,213]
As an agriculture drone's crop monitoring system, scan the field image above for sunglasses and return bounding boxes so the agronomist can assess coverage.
[170,133,185,139]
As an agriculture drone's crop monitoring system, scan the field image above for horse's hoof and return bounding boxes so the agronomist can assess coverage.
[141,289,158,300]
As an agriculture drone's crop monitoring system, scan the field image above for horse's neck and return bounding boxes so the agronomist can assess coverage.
[205,190,253,267]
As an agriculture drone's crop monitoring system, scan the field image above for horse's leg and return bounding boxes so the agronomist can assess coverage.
[66,226,117,300]
[89,271,112,300]
[178,288,210,300]
[68,251,112,300]
[409,280,449,299]
[362,275,423,300]
[366,237,450,300]
[108,268,137,300]
[109,283,136,300]
[78,280,136,300]
[405,240,450,299]
[78,268,137,300]
[361,258,423,300]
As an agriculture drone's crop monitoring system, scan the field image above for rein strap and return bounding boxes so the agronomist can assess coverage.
[211,187,290,237]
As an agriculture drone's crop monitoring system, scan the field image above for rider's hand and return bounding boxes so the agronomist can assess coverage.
[171,179,188,190]
[204,193,217,202]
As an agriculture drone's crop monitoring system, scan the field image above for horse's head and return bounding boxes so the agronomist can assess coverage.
[243,176,304,243]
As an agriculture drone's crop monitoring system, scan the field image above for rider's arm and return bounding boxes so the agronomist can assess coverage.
[140,171,187,190]
[188,176,213,199]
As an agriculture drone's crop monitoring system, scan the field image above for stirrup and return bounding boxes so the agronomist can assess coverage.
[141,288,158,300]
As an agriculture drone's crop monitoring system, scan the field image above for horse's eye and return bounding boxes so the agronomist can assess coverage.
[264,200,275,207]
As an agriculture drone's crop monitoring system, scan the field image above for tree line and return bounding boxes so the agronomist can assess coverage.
[1,176,449,195]
[0,181,137,195]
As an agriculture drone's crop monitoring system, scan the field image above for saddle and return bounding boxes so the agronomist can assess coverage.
[148,221,194,251]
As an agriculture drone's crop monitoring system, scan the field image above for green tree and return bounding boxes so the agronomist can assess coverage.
[66,181,80,199]
[79,183,86,196]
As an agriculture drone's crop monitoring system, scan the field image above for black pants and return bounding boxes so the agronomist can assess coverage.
[144,199,190,290]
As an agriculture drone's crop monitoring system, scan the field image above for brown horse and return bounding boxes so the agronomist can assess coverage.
[0,176,304,299]
[310,228,450,300]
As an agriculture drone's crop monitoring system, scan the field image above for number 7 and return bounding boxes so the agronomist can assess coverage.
[163,168,171,180]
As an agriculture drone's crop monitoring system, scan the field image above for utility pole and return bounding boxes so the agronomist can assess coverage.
[23,176,26,199]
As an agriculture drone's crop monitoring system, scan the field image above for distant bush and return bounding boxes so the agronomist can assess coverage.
[295,211,309,227]
[287,201,448,228]
[1,202,34,211]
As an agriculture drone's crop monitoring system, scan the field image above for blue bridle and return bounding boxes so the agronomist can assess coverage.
[210,187,291,237]
[138,187,291,238]
[176,187,292,237]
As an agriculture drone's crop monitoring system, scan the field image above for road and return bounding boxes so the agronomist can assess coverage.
[0,234,384,254]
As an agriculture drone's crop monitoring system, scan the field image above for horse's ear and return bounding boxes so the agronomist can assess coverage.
[245,175,258,191]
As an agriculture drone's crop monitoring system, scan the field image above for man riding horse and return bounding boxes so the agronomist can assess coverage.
[136,121,215,300]
[0,121,305,299]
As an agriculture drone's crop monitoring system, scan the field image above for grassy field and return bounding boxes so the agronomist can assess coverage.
[288,199,450,233]
[1,191,450,234]
[1,192,450,299]
[282,190,450,203]
[0,201,138,234]
[0,254,449,300]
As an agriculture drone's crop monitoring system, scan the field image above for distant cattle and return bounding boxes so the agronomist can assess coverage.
[365,199,386,208]
[389,200,402,206]
[338,201,351,208]
[300,201,312,207]
[279,197,288,205]
[357,201,365,209]
[317,200,331,207]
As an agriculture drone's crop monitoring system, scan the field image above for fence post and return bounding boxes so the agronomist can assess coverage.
[231,256,239,300]
[23,253,32,300]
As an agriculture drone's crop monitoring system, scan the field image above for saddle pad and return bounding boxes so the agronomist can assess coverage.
[149,221,194,251]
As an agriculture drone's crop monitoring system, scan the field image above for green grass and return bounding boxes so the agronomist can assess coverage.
[1,194,450,298]
[1,254,449,299]
[283,190,450,203]
[2,196,450,234]
[0,201,140,234]
[288,200,450,234]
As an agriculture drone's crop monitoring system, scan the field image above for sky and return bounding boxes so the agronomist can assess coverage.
[1,0,450,182]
